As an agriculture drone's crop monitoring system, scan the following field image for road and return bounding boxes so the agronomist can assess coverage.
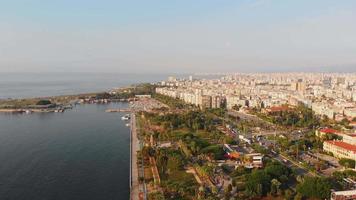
[272,153,319,177]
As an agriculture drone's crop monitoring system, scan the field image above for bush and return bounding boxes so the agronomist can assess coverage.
[36,99,52,105]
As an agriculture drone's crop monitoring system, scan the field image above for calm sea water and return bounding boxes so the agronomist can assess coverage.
[0,103,130,200]
[0,72,169,99]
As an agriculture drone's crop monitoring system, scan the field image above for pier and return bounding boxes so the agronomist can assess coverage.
[105,109,132,113]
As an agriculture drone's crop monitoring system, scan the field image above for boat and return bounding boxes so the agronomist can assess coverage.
[126,123,130,127]
[121,114,131,121]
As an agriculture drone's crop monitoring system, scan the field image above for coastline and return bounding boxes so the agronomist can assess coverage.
[0,83,154,113]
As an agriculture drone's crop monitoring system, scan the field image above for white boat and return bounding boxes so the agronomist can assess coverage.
[121,114,130,121]
[125,123,130,127]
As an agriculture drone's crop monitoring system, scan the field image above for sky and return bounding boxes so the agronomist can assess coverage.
[0,0,356,73]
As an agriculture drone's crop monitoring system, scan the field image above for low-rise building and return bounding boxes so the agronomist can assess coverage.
[323,140,356,160]
[223,144,240,159]
[331,189,356,200]
[244,153,264,168]
[315,128,340,138]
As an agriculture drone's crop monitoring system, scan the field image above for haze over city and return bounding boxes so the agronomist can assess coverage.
[1,0,356,73]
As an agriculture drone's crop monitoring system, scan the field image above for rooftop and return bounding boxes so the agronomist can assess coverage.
[267,106,290,112]
[319,128,339,134]
[325,140,356,152]
[332,189,356,196]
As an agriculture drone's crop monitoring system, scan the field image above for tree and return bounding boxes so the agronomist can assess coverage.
[36,99,52,105]
[227,184,233,193]
[284,189,294,200]
[339,158,356,169]
[294,193,303,200]
[148,192,165,200]
[95,92,111,99]
[200,145,225,160]
[264,161,291,184]
[245,170,271,198]
[270,179,281,196]
[296,177,332,199]
[340,118,350,126]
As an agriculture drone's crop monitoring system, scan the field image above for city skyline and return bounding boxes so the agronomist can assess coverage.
[1,0,356,73]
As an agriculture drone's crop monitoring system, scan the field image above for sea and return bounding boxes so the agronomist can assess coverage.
[0,72,169,99]
[0,72,170,200]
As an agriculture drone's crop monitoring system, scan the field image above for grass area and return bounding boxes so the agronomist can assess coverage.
[161,169,198,199]
[167,169,195,183]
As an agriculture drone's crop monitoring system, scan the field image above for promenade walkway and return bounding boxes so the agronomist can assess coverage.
[130,113,140,200]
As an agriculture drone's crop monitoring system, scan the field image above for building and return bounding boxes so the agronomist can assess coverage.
[211,95,222,108]
[200,95,212,109]
[315,128,339,138]
[223,144,240,159]
[251,153,264,168]
[312,102,335,119]
[226,95,239,109]
[316,128,356,145]
[264,105,290,114]
[323,140,356,160]
[331,189,356,200]
[290,80,306,92]
[342,134,356,146]
[344,108,356,118]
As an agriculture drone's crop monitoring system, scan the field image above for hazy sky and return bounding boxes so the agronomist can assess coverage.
[1,0,356,73]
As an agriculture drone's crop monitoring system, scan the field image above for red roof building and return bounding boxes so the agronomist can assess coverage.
[323,140,356,159]
[316,128,340,138]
